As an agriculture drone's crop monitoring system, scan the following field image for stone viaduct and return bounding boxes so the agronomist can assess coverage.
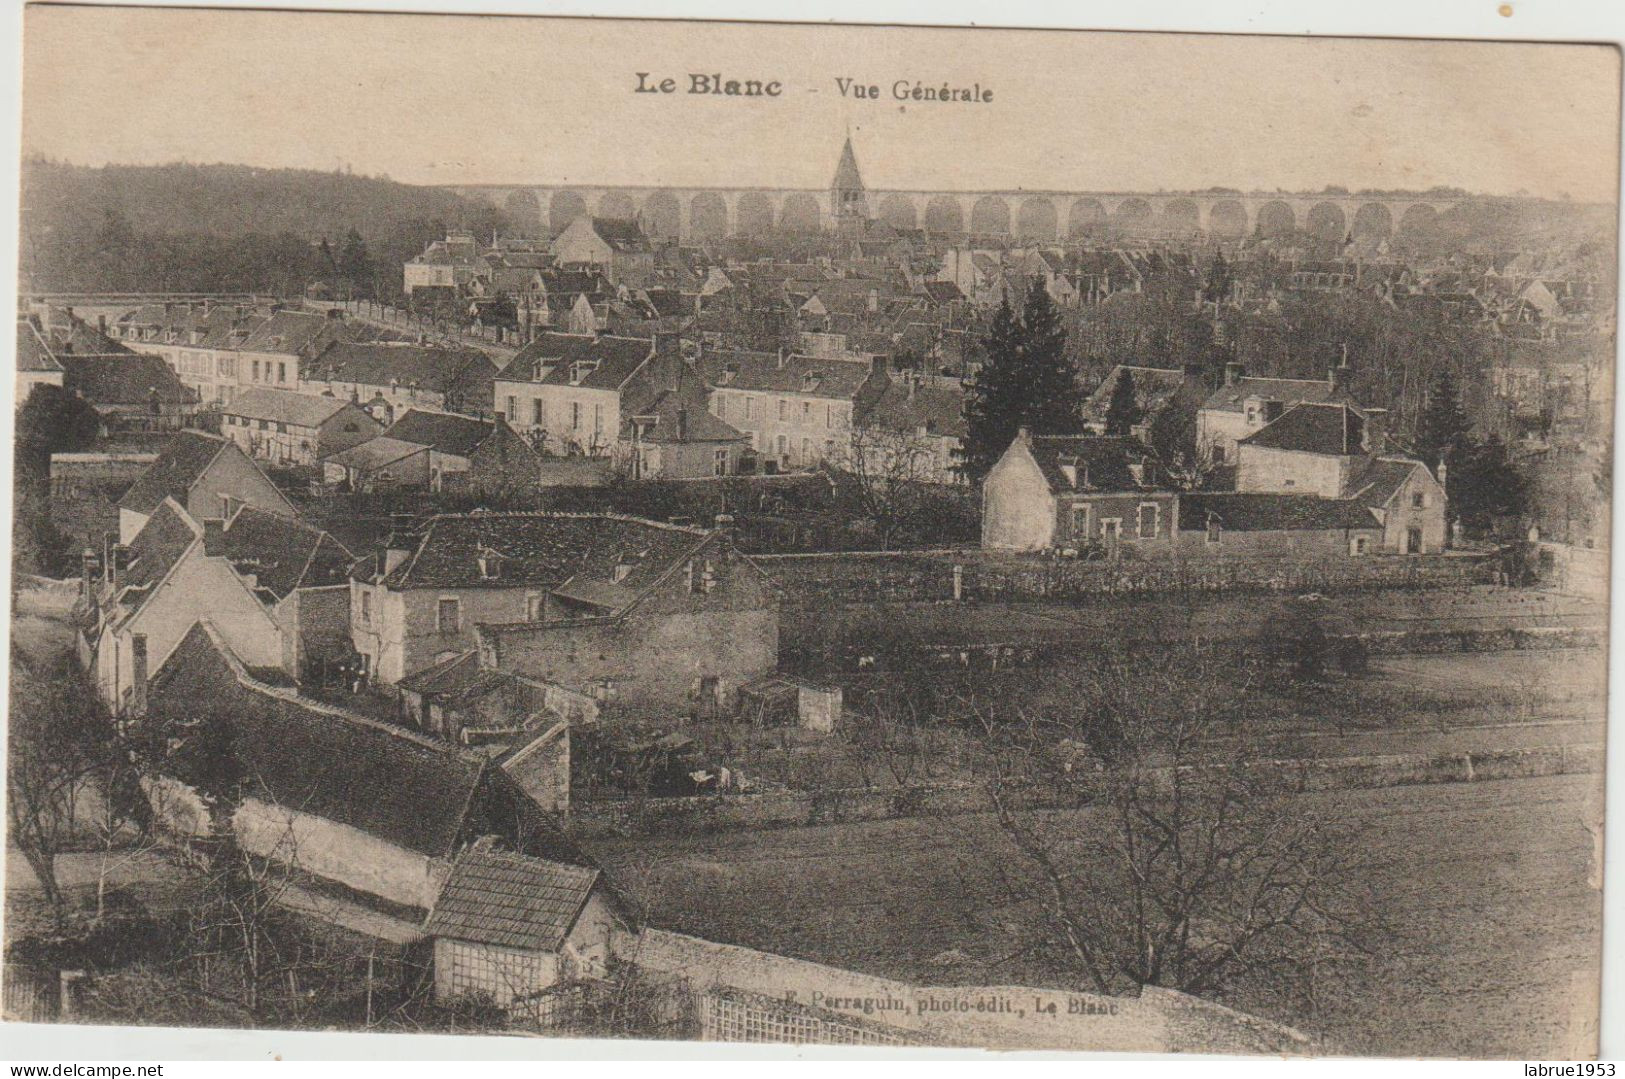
[442,183,1462,244]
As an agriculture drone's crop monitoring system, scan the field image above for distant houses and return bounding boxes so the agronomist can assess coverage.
[221,386,381,467]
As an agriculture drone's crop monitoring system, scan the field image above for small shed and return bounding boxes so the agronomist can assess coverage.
[424,839,625,1005]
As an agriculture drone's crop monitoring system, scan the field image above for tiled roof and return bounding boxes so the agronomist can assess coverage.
[624,389,748,444]
[121,498,202,597]
[1346,456,1430,509]
[1177,492,1377,533]
[365,512,708,594]
[224,387,356,428]
[1202,375,1355,414]
[1024,434,1154,493]
[424,845,599,951]
[1239,403,1365,456]
[383,409,495,458]
[220,506,353,601]
[857,378,967,439]
[60,353,196,406]
[309,341,497,394]
[148,622,488,860]
[322,436,430,472]
[118,432,230,515]
[699,349,876,399]
[240,309,348,358]
[17,319,64,373]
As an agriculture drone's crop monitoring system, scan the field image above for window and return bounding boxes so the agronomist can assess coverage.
[437,598,460,634]
[278,362,287,384]
[1137,502,1160,539]
[1351,536,1369,556]
[1206,516,1222,545]
[1245,404,1257,424]
[360,590,371,624]
[570,402,581,429]
[532,399,543,426]
[744,397,755,419]
[714,448,728,477]
[778,399,787,421]
[826,405,836,429]
[802,401,811,421]
[526,594,546,621]
[251,360,261,382]
[593,404,603,435]
[801,438,812,462]
[1071,503,1092,539]
[1412,491,1426,509]
[506,396,517,420]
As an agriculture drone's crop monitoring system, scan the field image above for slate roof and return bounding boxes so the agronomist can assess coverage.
[424,845,600,951]
[121,498,202,598]
[220,506,353,601]
[1239,402,1365,456]
[362,512,709,595]
[17,320,64,373]
[308,341,498,394]
[225,387,356,429]
[395,650,510,703]
[1177,492,1378,533]
[59,353,196,406]
[148,622,488,860]
[240,309,350,357]
[1202,375,1356,414]
[699,349,876,399]
[1024,434,1155,493]
[1346,456,1430,509]
[857,378,968,439]
[624,389,748,444]
[832,136,865,192]
[118,432,231,515]
[383,409,495,458]
[500,333,653,389]
[587,217,651,253]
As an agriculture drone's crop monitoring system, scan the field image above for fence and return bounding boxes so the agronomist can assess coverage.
[701,986,922,1046]
[767,550,1497,607]
[3,964,62,1022]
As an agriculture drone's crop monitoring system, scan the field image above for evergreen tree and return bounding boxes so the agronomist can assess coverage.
[1103,369,1141,437]
[336,228,373,298]
[958,292,1026,482]
[956,281,1085,483]
[1453,434,1529,536]
[1415,367,1472,470]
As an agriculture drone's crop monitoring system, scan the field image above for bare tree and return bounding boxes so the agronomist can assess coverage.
[7,653,116,923]
[972,645,1385,1012]
[832,423,944,549]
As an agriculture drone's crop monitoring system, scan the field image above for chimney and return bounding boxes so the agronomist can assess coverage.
[96,315,107,334]
[1224,361,1245,387]
[203,519,226,556]
[1363,407,1389,453]
[81,548,101,605]
[129,634,149,719]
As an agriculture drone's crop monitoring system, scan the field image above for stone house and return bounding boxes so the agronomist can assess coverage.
[1196,363,1363,465]
[494,333,656,457]
[116,430,298,543]
[302,341,499,423]
[850,370,968,485]
[981,430,1177,555]
[697,347,888,472]
[349,512,774,694]
[1235,402,1370,498]
[1174,493,1383,558]
[220,387,381,467]
[550,215,656,286]
[364,408,543,495]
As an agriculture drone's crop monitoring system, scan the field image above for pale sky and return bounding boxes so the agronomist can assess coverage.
[20,6,1624,200]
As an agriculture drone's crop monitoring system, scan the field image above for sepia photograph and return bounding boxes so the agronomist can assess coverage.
[3,2,1620,1061]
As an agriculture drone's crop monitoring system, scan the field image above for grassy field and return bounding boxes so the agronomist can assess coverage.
[591,772,1604,1058]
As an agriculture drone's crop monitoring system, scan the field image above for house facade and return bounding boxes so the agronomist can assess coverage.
[116,431,299,543]
[698,348,887,472]
[221,387,381,467]
[981,430,1175,555]
[1197,364,1362,465]
[494,333,656,456]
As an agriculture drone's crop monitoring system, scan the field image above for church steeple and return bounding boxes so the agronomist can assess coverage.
[831,135,868,224]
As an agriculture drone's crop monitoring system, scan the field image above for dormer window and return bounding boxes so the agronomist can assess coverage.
[477,547,503,580]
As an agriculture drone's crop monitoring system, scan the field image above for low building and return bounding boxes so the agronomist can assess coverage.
[220,387,381,467]
[376,409,543,495]
[425,839,628,1005]
[58,351,200,430]
[1175,493,1383,558]
[622,385,752,480]
[850,371,968,485]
